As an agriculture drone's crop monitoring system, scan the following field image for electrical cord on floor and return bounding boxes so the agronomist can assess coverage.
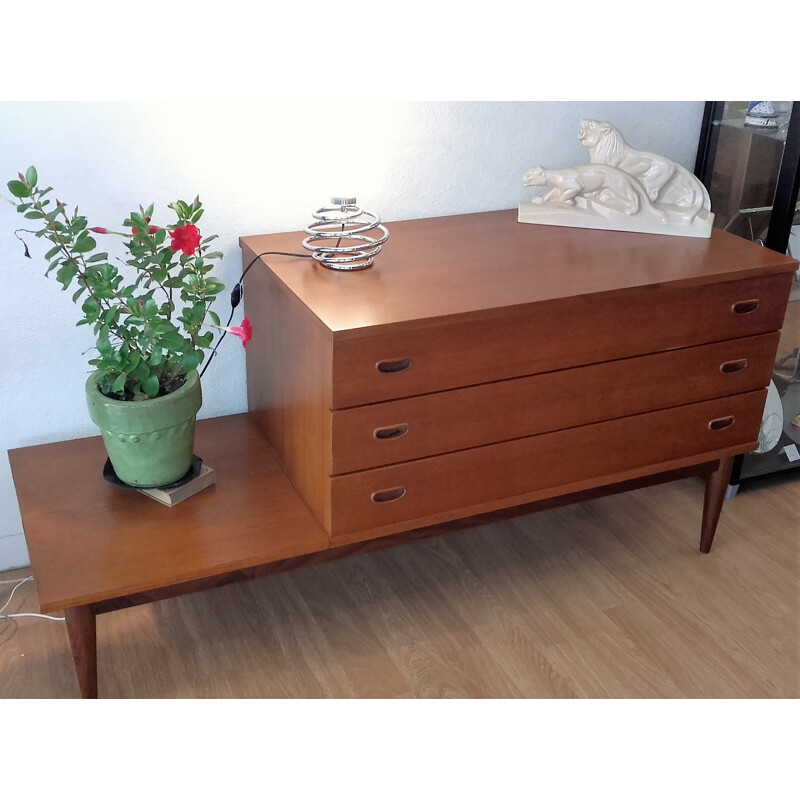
[199,249,313,380]
[0,575,64,624]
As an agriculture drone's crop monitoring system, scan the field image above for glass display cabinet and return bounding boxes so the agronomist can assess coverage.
[695,101,800,495]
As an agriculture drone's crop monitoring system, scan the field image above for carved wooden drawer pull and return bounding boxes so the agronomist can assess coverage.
[376,358,413,374]
[373,424,409,440]
[731,299,759,315]
[719,358,748,374]
[708,416,735,431]
[371,486,406,503]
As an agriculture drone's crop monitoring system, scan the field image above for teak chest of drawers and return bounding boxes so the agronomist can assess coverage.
[241,210,796,551]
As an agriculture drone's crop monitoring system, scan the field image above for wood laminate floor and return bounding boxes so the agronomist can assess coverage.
[1,473,797,699]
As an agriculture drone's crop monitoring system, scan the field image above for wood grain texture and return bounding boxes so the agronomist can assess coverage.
[3,473,797,699]
[64,605,97,699]
[52,462,708,616]
[242,241,333,530]
[701,457,735,553]
[242,211,794,546]
[329,273,792,408]
[69,462,715,617]
[8,215,796,699]
[329,391,766,541]
[331,334,780,473]
[8,414,330,612]
[239,210,798,338]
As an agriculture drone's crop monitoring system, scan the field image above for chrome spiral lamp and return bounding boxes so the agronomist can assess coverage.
[302,197,390,271]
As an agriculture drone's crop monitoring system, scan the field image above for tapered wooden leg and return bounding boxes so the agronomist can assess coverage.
[65,604,98,699]
[700,457,734,554]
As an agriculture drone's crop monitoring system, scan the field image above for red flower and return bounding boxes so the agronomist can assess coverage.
[169,224,201,255]
[89,227,108,234]
[227,316,252,348]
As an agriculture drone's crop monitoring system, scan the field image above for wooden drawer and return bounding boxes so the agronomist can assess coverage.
[329,390,766,539]
[331,273,791,408]
[331,333,780,474]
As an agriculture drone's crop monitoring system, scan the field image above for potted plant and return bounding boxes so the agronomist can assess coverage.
[6,166,251,487]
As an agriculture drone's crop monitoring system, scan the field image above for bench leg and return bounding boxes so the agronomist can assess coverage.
[65,604,98,699]
[700,456,734,554]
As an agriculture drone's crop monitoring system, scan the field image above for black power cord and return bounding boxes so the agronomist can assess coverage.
[199,250,312,379]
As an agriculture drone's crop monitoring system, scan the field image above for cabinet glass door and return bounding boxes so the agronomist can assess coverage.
[697,101,800,487]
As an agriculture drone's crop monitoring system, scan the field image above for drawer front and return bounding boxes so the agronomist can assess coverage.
[331,333,780,474]
[329,390,766,538]
[331,273,791,408]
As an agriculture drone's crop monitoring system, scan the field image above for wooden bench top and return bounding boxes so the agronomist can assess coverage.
[8,414,330,612]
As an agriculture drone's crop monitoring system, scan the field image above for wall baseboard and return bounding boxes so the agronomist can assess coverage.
[0,534,30,573]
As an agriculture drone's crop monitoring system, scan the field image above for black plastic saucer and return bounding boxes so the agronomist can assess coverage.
[102,455,203,490]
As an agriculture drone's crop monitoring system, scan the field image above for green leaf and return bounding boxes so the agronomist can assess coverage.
[7,179,30,198]
[55,262,79,289]
[102,306,120,327]
[82,296,101,319]
[188,301,207,324]
[123,351,140,372]
[96,328,112,355]
[69,216,87,233]
[97,263,118,282]
[132,360,150,381]
[159,331,188,352]
[128,211,146,230]
[142,297,158,319]
[150,318,174,336]
[25,166,38,187]
[112,373,128,394]
[204,279,225,295]
[72,235,97,254]
[23,210,44,219]
[140,372,159,398]
[181,351,200,372]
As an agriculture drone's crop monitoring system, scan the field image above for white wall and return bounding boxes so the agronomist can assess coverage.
[0,100,705,570]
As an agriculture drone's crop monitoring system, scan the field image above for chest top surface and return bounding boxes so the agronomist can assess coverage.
[240,209,797,337]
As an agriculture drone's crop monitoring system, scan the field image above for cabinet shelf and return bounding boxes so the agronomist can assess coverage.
[696,101,800,490]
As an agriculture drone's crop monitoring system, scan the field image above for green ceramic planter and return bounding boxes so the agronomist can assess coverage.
[85,370,202,487]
